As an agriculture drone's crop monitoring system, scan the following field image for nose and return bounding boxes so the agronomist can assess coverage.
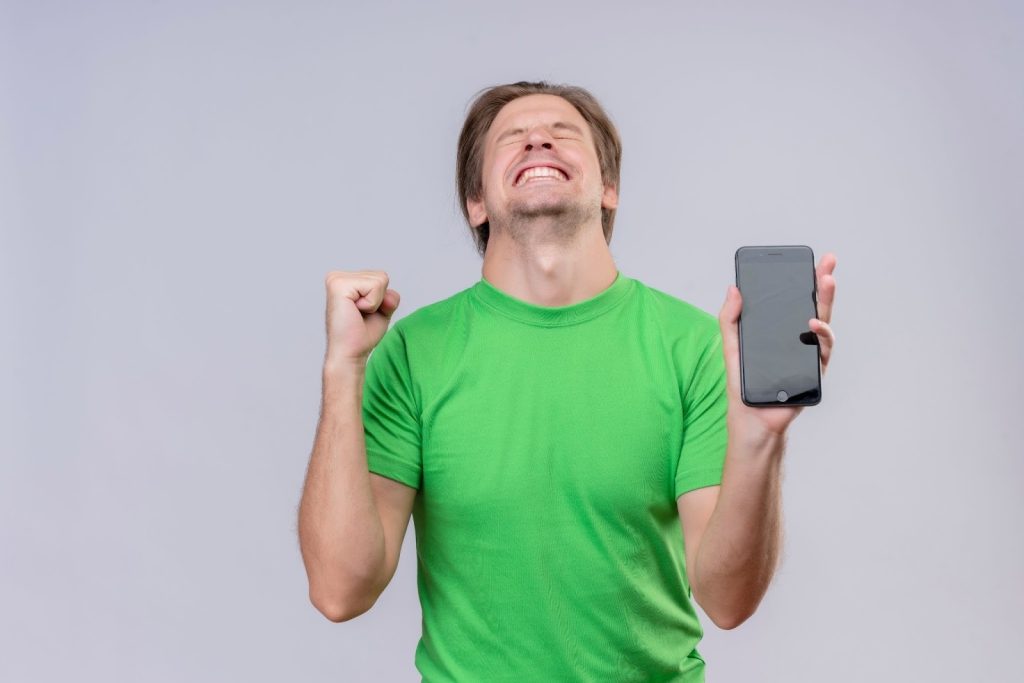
[524,127,555,151]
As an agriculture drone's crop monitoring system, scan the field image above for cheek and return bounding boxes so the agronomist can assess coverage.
[481,158,505,194]
[568,149,598,181]
[491,152,515,183]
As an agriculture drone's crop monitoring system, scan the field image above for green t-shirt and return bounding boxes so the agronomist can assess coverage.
[361,269,728,682]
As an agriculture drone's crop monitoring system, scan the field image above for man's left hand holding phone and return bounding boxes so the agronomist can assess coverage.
[719,251,838,440]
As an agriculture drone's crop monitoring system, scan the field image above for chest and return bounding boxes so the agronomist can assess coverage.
[419,333,683,524]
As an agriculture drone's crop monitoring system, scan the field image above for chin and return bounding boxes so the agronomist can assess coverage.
[508,196,577,216]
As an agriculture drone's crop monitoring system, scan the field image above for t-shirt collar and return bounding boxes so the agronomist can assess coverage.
[471,269,633,327]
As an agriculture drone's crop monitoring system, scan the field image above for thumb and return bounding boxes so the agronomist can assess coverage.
[718,285,743,397]
[378,288,401,318]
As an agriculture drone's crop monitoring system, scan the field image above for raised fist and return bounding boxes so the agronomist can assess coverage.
[323,270,401,366]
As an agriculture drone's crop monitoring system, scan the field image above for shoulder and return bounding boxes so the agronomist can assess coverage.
[375,284,475,373]
[629,276,720,343]
[628,277,726,395]
[389,284,473,339]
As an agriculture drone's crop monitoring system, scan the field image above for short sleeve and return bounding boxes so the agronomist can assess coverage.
[674,327,729,499]
[361,324,423,490]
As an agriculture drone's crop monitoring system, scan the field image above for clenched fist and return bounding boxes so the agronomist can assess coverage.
[323,270,401,368]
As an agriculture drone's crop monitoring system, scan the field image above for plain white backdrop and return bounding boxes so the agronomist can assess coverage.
[3,0,1022,680]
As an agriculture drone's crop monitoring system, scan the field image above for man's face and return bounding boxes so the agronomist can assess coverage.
[466,94,618,236]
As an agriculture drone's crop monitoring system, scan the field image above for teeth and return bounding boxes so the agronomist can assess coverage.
[516,166,568,186]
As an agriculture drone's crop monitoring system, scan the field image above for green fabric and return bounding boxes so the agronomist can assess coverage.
[361,269,728,682]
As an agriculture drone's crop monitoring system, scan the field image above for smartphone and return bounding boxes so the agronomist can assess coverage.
[734,245,821,407]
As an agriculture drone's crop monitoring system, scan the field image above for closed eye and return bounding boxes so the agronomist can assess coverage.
[500,136,578,145]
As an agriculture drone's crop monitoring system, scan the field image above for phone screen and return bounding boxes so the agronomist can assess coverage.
[735,246,821,406]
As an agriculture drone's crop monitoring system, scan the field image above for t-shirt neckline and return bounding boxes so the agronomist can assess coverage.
[471,269,633,327]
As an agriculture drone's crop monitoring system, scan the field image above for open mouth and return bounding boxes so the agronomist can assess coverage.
[514,166,569,187]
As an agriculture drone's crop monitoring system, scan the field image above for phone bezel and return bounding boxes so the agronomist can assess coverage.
[734,245,822,407]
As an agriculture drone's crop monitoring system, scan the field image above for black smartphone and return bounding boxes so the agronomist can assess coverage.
[734,245,821,407]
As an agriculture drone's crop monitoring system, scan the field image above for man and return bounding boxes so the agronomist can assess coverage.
[298,81,837,681]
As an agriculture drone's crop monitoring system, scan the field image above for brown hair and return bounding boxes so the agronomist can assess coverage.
[456,81,623,257]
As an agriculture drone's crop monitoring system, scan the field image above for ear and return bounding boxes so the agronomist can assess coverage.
[601,183,619,211]
[467,195,487,228]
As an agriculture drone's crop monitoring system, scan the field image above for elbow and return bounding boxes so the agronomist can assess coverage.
[310,587,377,623]
[694,587,756,631]
[707,608,752,631]
[306,561,387,623]
[315,601,359,624]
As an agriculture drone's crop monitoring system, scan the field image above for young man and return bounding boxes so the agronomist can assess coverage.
[299,81,837,681]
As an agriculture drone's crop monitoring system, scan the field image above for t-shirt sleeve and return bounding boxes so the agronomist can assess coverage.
[674,326,729,499]
[361,324,423,490]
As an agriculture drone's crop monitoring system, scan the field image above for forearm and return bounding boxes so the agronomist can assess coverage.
[692,424,786,629]
[298,363,386,618]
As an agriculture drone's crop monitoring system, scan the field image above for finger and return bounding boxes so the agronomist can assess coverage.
[809,318,834,373]
[718,285,743,398]
[378,288,401,317]
[816,272,836,324]
[815,251,837,280]
[814,252,836,324]
[351,275,389,311]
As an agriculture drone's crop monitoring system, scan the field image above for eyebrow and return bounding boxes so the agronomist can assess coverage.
[494,121,585,144]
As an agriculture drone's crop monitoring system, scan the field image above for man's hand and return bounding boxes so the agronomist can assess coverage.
[718,251,837,438]
[324,270,402,369]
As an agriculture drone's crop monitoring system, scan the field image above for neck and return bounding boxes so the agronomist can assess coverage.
[480,220,618,307]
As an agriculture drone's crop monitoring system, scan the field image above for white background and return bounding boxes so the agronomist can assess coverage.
[3,1,1022,680]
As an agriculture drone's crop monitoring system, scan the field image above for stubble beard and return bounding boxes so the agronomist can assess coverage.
[490,193,601,250]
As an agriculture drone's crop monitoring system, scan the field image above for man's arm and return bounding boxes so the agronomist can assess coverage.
[298,270,419,622]
[298,364,388,622]
[298,364,419,622]
[677,427,785,630]
[679,252,835,630]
